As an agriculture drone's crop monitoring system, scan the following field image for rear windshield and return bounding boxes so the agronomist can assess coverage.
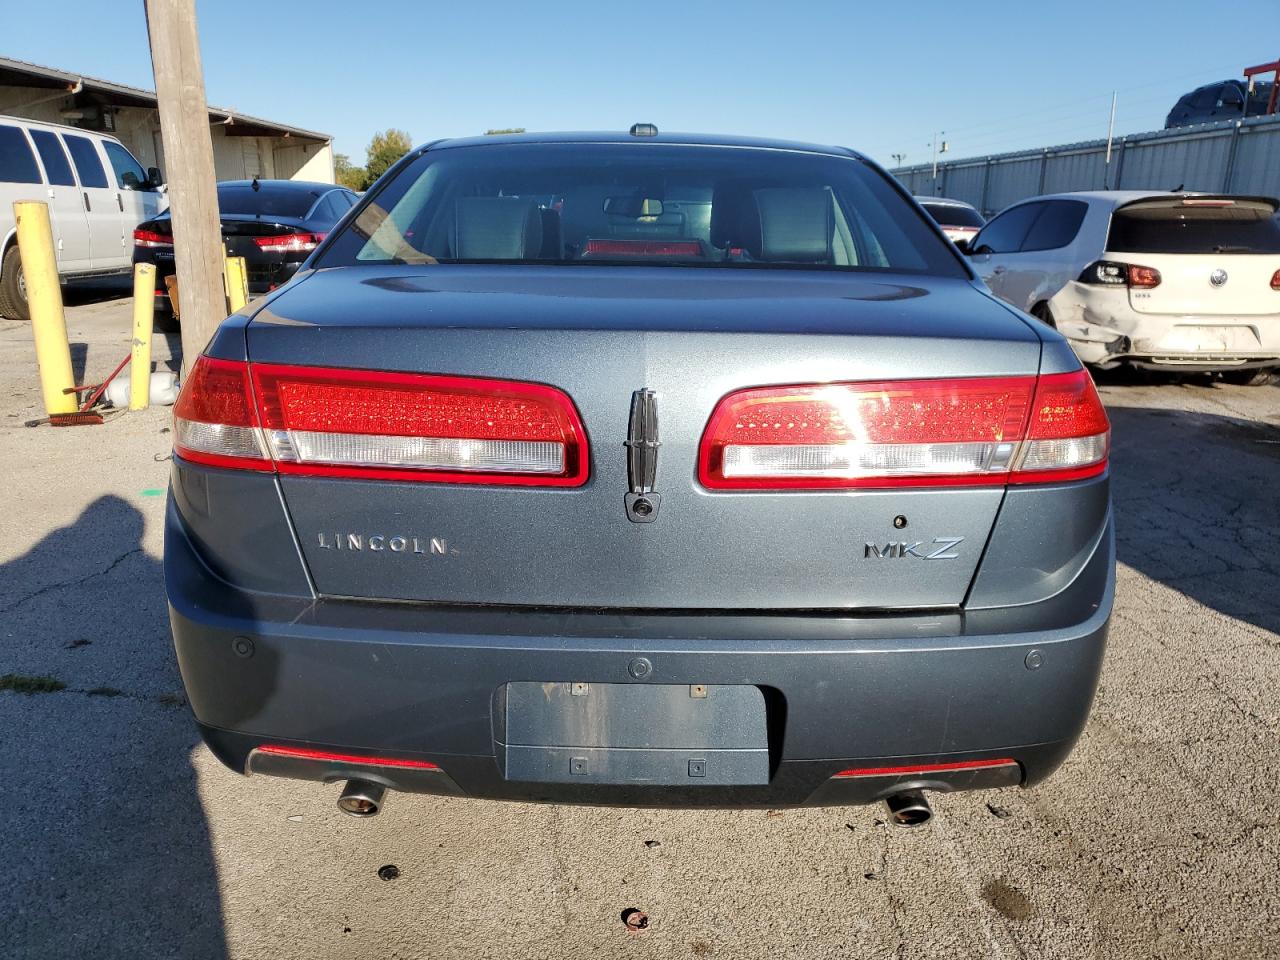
[316,142,966,277]
[920,201,985,228]
[1107,198,1280,254]
[217,183,318,219]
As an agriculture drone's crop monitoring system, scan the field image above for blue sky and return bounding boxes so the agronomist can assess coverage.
[4,0,1278,165]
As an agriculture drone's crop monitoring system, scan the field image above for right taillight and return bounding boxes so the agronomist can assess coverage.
[133,228,173,248]
[1079,259,1161,288]
[172,356,588,486]
[1270,269,1280,290]
[697,370,1109,490]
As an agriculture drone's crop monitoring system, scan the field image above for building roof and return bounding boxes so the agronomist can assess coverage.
[0,55,331,143]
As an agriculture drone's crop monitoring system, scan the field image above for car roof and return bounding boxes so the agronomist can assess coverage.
[218,179,341,193]
[426,130,862,160]
[914,196,977,207]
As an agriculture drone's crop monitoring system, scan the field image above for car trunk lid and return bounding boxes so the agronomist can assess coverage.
[243,265,1044,610]
[1107,195,1280,316]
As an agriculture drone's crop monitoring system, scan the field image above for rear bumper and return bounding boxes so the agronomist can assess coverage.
[135,250,304,296]
[166,495,1114,808]
[1048,284,1280,369]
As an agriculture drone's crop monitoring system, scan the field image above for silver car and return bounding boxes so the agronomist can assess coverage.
[166,130,1114,826]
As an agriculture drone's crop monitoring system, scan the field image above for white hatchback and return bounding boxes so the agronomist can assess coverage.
[968,190,1280,383]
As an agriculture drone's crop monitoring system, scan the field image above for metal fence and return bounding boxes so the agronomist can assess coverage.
[890,113,1280,216]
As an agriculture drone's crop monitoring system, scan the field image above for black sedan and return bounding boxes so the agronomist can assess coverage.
[134,178,358,314]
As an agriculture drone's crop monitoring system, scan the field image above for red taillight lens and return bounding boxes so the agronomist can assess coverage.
[173,356,270,470]
[173,358,589,485]
[583,239,703,257]
[133,228,172,248]
[1270,269,1280,290]
[1127,264,1161,288]
[253,232,322,253]
[698,371,1108,490]
[252,363,587,485]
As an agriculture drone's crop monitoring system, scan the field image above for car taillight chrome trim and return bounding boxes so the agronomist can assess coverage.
[171,356,589,486]
[699,371,1109,490]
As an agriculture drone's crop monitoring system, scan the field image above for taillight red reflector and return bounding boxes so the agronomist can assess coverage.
[831,758,1017,779]
[584,238,703,257]
[1127,265,1162,288]
[1270,269,1280,290]
[257,744,439,770]
[172,356,270,471]
[253,232,322,252]
[251,363,588,485]
[133,228,172,248]
[698,371,1108,489]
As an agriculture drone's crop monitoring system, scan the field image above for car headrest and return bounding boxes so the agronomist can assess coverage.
[453,197,543,260]
[751,188,833,263]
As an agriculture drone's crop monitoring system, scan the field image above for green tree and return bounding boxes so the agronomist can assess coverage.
[363,129,413,187]
[333,152,366,191]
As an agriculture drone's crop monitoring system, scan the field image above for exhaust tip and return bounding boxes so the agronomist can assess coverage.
[884,789,932,828]
[337,779,386,818]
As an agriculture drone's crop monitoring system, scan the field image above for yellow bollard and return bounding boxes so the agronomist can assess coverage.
[224,255,248,313]
[130,263,156,410]
[14,201,76,416]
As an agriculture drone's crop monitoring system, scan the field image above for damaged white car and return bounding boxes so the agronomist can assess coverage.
[968,191,1280,384]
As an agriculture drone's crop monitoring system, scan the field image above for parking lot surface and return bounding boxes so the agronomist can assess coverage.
[1,291,1278,959]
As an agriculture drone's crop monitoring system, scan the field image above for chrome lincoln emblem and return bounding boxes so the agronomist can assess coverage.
[624,388,661,522]
[1210,268,1228,287]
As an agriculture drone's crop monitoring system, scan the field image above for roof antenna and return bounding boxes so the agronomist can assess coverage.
[251,175,260,192]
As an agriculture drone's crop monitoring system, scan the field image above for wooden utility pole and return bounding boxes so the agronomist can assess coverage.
[145,0,224,374]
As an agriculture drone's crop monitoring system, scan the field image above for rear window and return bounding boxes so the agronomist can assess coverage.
[317,142,966,277]
[29,130,75,186]
[0,124,41,185]
[217,183,320,218]
[1107,198,1280,254]
[920,201,984,229]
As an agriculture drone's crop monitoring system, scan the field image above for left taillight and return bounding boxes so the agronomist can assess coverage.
[172,356,588,486]
[133,228,172,248]
[697,370,1109,490]
[173,356,271,470]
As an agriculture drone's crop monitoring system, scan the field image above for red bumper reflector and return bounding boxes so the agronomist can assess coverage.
[257,744,439,770]
[831,758,1017,779]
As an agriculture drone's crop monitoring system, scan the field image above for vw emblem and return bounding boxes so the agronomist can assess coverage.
[1210,268,1228,287]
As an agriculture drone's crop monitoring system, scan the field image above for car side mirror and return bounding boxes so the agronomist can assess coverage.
[953,238,971,253]
[147,167,164,190]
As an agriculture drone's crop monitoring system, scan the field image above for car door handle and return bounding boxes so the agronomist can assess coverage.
[116,193,124,212]
[83,192,90,212]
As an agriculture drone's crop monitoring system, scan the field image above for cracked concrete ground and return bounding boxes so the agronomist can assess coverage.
[1,290,1278,959]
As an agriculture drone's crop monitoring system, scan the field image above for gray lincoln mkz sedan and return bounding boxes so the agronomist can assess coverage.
[166,129,1113,826]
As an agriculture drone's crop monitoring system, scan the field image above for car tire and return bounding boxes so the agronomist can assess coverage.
[0,245,30,322]
[1220,368,1274,387]
[1030,303,1056,328]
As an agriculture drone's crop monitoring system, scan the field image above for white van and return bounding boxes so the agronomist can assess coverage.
[0,115,166,320]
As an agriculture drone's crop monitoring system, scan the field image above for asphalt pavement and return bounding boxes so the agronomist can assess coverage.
[1,290,1277,959]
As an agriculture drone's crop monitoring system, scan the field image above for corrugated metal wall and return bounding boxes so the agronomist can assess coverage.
[893,114,1280,215]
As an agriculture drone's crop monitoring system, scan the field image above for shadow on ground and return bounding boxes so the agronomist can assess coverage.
[0,495,227,959]
[1106,396,1280,636]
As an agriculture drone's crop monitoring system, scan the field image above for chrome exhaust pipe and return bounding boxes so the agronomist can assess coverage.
[884,789,932,828]
[337,779,386,818]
